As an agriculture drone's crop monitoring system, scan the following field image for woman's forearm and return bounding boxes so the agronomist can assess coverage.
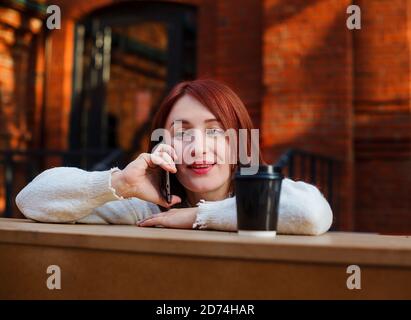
[111,169,132,199]
[193,178,333,235]
[15,167,123,223]
[276,178,333,235]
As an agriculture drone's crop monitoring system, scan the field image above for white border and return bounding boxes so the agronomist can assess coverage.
[238,230,277,237]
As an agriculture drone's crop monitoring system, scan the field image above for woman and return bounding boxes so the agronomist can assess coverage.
[15,79,333,235]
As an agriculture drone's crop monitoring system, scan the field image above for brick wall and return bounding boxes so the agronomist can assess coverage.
[45,0,262,149]
[0,5,45,215]
[1,0,411,232]
[353,0,411,233]
[213,0,263,127]
[262,0,354,229]
[0,7,44,150]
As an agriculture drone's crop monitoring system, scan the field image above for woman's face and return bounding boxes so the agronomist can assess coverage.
[164,95,232,194]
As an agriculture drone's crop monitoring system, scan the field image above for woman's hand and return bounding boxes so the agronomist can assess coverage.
[111,144,181,208]
[137,207,198,229]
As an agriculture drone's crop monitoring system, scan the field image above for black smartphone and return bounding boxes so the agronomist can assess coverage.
[157,136,172,204]
[160,169,172,204]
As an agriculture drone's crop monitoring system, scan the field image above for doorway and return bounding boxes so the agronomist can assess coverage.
[69,1,197,168]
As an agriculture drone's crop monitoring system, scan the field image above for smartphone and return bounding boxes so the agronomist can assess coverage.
[160,169,172,204]
[157,137,172,204]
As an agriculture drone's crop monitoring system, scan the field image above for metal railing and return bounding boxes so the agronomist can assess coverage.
[275,148,340,229]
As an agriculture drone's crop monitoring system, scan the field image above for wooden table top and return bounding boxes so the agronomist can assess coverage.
[1,218,411,267]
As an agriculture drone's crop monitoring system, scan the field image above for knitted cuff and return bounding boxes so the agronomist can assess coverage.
[192,197,237,231]
[86,167,124,206]
[108,167,125,200]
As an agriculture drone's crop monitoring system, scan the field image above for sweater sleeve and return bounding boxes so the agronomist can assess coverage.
[193,178,333,235]
[15,167,160,224]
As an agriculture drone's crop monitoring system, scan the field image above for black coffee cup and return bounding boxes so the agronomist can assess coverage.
[234,165,283,237]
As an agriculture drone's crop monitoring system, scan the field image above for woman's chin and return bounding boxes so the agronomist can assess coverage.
[187,187,216,194]
[183,183,221,194]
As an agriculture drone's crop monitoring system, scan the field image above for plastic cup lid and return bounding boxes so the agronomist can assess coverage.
[234,164,283,179]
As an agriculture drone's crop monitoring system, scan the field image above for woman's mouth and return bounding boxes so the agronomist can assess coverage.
[187,163,215,175]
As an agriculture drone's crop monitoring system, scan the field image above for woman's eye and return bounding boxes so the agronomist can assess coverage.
[206,128,225,137]
[174,128,224,140]
[174,131,185,138]
[174,130,194,140]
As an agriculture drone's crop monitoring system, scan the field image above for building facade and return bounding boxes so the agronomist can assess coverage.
[0,0,410,233]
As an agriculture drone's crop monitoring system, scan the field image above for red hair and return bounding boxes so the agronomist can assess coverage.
[149,79,264,204]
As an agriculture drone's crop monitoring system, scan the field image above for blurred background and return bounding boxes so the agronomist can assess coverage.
[0,0,410,234]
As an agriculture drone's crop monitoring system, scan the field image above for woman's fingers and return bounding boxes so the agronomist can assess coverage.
[138,152,175,172]
[138,215,165,227]
[156,152,176,170]
[135,152,180,207]
[138,213,161,224]
[138,207,197,229]
[157,195,182,208]
[150,154,176,173]
[138,145,177,172]
[152,143,178,161]
[152,145,178,171]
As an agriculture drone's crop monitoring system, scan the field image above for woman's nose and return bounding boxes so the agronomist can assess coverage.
[190,131,206,157]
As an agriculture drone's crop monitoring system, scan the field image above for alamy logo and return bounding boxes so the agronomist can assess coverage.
[346,265,361,290]
[151,124,260,175]
[46,5,61,30]
[346,5,361,30]
[46,265,61,290]
[44,5,362,32]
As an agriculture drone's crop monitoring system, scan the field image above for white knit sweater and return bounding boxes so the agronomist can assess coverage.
[15,167,333,235]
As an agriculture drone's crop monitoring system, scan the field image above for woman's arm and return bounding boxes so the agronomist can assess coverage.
[15,145,182,224]
[193,178,333,235]
[15,167,121,223]
[15,167,160,224]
